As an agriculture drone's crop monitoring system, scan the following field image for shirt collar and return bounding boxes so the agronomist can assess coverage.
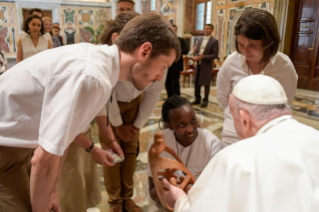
[204,35,211,39]
[110,45,120,87]
[256,115,293,135]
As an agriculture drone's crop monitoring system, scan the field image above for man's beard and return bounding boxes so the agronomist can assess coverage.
[127,63,148,91]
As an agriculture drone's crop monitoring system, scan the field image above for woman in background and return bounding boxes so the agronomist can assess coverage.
[43,17,61,48]
[17,15,52,62]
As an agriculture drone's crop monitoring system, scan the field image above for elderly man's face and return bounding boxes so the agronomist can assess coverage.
[229,94,249,140]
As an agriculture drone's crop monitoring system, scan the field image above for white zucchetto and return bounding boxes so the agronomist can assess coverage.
[233,75,288,105]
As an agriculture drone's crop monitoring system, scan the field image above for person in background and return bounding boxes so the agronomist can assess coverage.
[16,15,52,63]
[161,75,319,212]
[0,48,7,74]
[19,8,44,38]
[43,17,60,48]
[117,0,135,14]
[216,8,297,147]
[192,24,219,108]
[165,25,188,98]
[52,25,64,46]
[147,95,221,211]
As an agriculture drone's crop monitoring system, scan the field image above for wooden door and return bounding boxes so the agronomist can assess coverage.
[23,9,52,21]
[290,0,319,91]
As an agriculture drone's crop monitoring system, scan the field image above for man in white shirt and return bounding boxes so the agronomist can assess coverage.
[192,24,219,108]
[0,14,181,212]
[160,75,319,212]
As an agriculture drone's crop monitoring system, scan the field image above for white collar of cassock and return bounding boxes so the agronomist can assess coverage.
[256,115,293,135]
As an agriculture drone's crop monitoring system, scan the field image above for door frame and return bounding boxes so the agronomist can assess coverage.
[16,2,61,36]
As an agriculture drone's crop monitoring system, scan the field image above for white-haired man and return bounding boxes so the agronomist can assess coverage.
[160,75,319,212]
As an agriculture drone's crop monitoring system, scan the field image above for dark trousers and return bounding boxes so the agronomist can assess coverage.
[165,71,180,98]
[194,65,210,102]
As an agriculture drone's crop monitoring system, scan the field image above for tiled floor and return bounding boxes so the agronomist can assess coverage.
[88,85,319,212]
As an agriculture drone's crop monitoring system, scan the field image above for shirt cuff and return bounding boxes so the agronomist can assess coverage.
[133,118,145,129]
[174,194,190,212]
[38,136,65,156]
[109,115,123,127]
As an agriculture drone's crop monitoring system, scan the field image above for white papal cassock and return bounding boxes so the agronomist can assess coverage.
[174,115,319,212]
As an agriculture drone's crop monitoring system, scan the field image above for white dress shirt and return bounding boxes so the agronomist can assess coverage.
[216,51,298,146]
[0,44,120,155]
[199,35,211,54]
[107,70,167,129]
[175,116,319,212]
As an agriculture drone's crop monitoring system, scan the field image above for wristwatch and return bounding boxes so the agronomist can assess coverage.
[86,141,94,153]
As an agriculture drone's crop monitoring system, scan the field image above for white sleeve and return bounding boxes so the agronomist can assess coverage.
[174,195,191,212]
[96,105,106,117]
[216,63,232,111]
[279,61,298,105]
[133,70,167,129]
[209,135,222,160]
[38,72,108,156]
[108,89,123,127]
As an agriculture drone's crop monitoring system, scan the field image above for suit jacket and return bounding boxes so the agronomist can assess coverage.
[194,36,219,86]
[168,37,189,75]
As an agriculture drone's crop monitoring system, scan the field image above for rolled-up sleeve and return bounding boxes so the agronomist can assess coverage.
[38,72,108,156]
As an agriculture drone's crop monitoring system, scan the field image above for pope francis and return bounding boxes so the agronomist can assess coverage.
[161,75,319,212]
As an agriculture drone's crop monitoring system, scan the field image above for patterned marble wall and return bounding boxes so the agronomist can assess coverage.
[150,0,178,25]
[0,2,110,59]
[0,3,18,58]
[61,6,111,45]
[213,0,275,61]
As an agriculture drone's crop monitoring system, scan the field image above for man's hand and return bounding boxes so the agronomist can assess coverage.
[115,124,139,142]
[192,45,197,55]
[90,145,115,166]
[194,54,204,61]
[49,187,61,212]
[30,146,61,212]
[107,140,124,158]
[161,178,186,209]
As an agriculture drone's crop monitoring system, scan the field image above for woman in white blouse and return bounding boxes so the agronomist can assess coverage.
[17,15,52,63]
[217,8,298,147]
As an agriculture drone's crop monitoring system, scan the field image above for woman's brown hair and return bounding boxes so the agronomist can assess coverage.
[234,8,280,64]
[22,14,45,35]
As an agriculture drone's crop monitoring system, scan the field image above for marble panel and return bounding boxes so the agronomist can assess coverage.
[63,8,76,25]
[79,26,94,43]
[0,26,10,53]
[0,6,8,24]
[79,10,94,26]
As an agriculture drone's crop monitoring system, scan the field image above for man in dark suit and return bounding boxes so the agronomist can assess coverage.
[165,24,188,97]
[192,24,219,108]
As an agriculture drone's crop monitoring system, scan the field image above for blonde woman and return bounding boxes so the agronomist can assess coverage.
[43,17,61,48]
